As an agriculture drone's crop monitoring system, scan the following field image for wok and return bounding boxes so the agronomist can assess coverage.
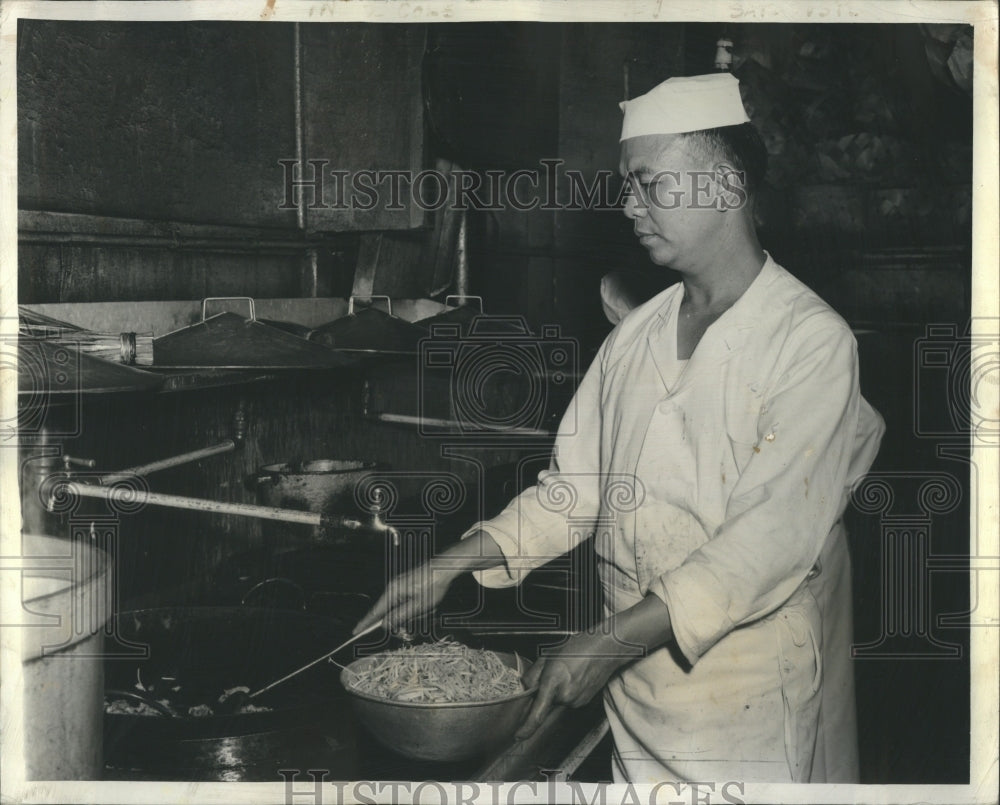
[252,459,381,515]
[103,606,362,780]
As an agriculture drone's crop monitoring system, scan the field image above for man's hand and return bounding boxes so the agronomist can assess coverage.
[352,529,507,636]
[352,561,454,635]
[515,593,674,741]
[516,630,632,740]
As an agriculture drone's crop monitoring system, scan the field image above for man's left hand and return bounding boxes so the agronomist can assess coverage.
[515,630,631,741]
[514,593,674,741]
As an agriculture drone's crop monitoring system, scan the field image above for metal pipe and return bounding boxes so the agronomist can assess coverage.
[370,411,552,437]
[66,481,324,525]
[99,441,236,485]
[60,482,398,542]
[20,435,62,536]
[454,210,470,298]
[18,231,323,253]
[306,247,319,297]
[294,22,306,233]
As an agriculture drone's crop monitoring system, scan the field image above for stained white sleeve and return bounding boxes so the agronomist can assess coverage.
[648,321,884,664]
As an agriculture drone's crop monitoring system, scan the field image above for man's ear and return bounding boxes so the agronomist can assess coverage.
[714,161,750,212]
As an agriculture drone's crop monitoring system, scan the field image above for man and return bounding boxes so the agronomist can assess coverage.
[354,73,885,784]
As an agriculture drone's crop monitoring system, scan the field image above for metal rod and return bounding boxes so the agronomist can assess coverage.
[99,440,236,485]
[455,210,470,297]
[251,619,384,699]
[17,232,324,253]
[65,482,324,526]
[371,412,553,437]
[293,22,305,233]
[306,248,319,297]
[61,481,396,542]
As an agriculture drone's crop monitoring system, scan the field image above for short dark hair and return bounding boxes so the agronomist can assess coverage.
[681,123,768,198]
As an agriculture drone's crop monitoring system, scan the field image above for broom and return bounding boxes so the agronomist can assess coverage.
[18,307,154,366]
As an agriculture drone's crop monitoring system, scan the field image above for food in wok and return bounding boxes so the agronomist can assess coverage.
[344,637,524,704]
[104,697,169,717]
[103,672,272,717]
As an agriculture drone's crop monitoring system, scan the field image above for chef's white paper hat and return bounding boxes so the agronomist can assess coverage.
[619,73,750,141]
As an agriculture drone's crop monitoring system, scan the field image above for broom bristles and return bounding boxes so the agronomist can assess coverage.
[19,308,154,366]
[72,334,155,366]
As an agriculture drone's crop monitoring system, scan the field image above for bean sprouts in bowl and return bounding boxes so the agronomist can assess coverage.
[340,640,537,760]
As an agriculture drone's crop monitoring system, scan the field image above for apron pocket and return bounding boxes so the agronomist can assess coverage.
[774,592,824,781]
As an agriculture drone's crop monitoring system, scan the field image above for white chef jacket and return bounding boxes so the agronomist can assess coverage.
[464,253,885,783]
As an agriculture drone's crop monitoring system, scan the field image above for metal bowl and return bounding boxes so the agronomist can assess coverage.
[340,652,535,761]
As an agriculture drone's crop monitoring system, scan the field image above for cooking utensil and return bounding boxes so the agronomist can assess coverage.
[217,619,385,715]
[340,651,536,761]
[253,459,380,514]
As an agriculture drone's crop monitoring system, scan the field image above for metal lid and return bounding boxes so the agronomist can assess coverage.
[153,312,360,369]
[309,299,426,356]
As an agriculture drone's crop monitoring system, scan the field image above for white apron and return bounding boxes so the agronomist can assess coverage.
[468,255,884,783]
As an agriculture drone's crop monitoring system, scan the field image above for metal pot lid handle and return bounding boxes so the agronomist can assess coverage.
[444,294,484,312]
[348,295,392,317]
[201,297,257,322]
[241,578,307,611]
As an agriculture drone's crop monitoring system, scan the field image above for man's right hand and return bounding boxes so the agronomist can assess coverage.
[352,529,508,636]
[352,561,455,635]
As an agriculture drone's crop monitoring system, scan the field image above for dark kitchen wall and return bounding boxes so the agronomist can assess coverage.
[449,23,972,350]
[427,23,688,357]
[18,20,426,304]
[18,22,298,227]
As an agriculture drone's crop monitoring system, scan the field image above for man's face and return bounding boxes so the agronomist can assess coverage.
[618,134,726,269]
